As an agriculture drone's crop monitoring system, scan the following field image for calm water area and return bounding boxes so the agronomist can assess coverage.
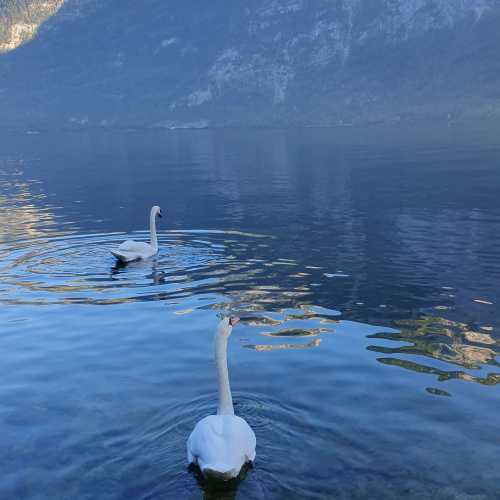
[0,126,499,499]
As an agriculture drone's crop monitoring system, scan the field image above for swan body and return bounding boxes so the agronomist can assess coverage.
[110,240,156,262]
[187,317,256,480]
[111,205,162,262]
[187,414,256,480]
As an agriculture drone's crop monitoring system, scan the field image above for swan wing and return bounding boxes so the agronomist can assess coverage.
[187,415,256,479]
[118,240,152,253]
[242,419,257,462]
[111,240,155,262]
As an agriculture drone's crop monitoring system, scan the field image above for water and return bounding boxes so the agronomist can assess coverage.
[0,126,499,499]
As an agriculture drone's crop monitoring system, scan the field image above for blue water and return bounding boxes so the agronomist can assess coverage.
[0,126,499,499]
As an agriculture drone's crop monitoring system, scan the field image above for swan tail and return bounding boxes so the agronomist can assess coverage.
[110,249,138,263]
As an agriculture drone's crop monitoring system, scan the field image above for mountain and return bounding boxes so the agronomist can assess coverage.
[0,0,63,52]
[1,0,500,128]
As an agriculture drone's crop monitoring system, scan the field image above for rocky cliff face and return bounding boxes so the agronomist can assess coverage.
[0,0,499,127]
[0,0,63,52]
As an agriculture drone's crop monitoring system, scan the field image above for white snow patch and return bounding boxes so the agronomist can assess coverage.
[257,0,304,17]
[188,88,212,107]
[160,37,177,47]
[154,119,209,129]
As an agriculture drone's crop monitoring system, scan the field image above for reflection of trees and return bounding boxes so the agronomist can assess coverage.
[368,316,499,386]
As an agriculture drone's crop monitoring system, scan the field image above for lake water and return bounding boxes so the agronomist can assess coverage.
[0,126,499,500]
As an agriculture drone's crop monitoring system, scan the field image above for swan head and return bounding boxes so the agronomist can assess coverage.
[151,205,163,218]
[217,315,240,337]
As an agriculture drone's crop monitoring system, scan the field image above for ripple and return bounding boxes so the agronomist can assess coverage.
[0,230,330,310]
[2,227,497,393]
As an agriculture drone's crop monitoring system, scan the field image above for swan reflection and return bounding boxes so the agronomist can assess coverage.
[189,461,253,500]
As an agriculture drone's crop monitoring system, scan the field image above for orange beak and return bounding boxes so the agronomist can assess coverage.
[229,316,240,326]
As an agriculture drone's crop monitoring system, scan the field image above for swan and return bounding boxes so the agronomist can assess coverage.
[110,205,162,262]
[187,316,256,481]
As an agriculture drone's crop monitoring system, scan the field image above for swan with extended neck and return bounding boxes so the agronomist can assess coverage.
[187,316,256,480]
[111,205,162,262]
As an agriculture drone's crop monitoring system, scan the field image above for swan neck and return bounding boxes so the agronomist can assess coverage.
[149,210,158,250]
[215,330,234,415]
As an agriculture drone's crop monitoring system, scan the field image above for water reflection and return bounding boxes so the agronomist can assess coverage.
[0,231,283,305]
[1,128,500,498]
[368,316,499,387]
[189,462,253,500]
[0,163,70,242]
[377,357,500,386]
[1,221,498,389]
[425,387,451,397]
[261,328,327,337]
[243,338,322,351]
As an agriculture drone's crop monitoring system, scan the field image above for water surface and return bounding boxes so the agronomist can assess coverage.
[0,126,499,499]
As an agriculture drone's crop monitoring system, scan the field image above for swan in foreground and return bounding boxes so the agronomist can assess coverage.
[187,316,256,480]
[111,205,162,262]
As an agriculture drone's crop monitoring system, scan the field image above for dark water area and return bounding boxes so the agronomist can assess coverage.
[0,126,499,499]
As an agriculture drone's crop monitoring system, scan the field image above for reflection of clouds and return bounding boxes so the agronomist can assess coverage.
[368,316,499,387]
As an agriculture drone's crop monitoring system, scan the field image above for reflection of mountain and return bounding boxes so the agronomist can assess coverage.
[233,305,339,351]
[244,338,321,352]
[378,357,500,386]
[1,127,499,322]
[261,327,327,338]
[368,316,500,386]
[0,165,62,242]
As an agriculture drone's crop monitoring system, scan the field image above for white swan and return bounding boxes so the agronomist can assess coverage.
[187,316,256,480]
[111,205,162,262]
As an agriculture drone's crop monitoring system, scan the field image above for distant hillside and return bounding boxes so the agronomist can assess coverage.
[0,0,63,52]
[1,0,500,128]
